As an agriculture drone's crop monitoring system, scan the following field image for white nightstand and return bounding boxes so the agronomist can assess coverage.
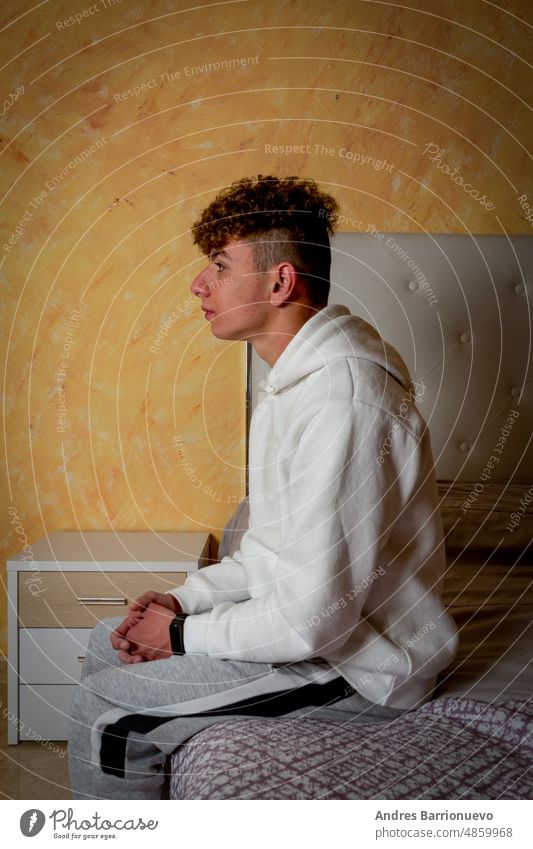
[7,530,211,744]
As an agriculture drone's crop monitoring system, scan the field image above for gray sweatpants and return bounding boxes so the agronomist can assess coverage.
[68,617,408,800]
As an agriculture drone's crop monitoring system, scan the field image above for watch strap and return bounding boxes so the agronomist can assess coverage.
[169,612,188,655]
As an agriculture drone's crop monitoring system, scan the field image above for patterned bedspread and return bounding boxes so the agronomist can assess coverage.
[169,697,532,799]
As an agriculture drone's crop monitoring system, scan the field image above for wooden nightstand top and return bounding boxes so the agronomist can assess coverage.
[7,530,211,572]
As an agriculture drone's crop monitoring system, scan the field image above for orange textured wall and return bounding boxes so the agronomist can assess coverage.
[1,0,532,652]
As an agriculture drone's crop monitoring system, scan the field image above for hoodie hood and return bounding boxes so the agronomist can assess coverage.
[266,304,413,395]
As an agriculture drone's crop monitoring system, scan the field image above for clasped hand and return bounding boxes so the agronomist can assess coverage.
[109,590,182,664]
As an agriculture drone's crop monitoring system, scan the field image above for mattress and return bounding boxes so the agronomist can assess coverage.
[169,696,532,799]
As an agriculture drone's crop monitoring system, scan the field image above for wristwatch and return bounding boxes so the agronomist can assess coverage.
[169,613,188,655]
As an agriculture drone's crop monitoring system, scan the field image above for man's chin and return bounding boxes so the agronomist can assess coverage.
[209,320,247,341]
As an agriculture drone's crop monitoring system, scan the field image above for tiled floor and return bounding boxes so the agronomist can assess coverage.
[0,660,71,800]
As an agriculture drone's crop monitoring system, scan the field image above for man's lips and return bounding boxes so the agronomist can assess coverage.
[202,308,215,319]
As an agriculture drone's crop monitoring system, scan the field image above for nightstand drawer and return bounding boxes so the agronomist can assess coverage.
[20,628,93,685]
[19,684,76,741]
[18,571,186,627]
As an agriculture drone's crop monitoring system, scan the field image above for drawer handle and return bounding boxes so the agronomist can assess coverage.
[76,597,128,606]
[77,656,86,663]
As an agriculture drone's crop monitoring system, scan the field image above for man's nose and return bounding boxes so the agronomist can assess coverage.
[190,266,211,297]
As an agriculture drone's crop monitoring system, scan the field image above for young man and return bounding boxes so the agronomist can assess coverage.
[68,175,459,800]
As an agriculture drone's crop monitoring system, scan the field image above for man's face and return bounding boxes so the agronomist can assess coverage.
[190,238,273,342]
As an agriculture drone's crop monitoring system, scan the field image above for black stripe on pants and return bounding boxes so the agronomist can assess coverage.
[101,675,355,778]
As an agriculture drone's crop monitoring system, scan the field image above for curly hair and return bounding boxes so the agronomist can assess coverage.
[191,175,340,306]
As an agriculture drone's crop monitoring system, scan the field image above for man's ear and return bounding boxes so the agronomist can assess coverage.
[271,261,298,306]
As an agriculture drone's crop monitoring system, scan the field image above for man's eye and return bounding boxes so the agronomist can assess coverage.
[214,262,225,272]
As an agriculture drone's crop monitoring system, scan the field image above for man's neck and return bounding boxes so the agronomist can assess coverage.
[251,303,325,368]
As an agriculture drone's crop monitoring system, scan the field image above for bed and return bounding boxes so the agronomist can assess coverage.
[169,233,533,799]
[169,698,531,799]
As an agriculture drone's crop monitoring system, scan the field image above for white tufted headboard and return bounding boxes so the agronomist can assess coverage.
[247,233,533,484]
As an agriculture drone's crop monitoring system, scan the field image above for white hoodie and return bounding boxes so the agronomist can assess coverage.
[169,304,459,709]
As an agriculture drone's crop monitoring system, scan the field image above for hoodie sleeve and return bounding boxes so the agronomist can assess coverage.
[166,542,255,614]
[181,397,419,662]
